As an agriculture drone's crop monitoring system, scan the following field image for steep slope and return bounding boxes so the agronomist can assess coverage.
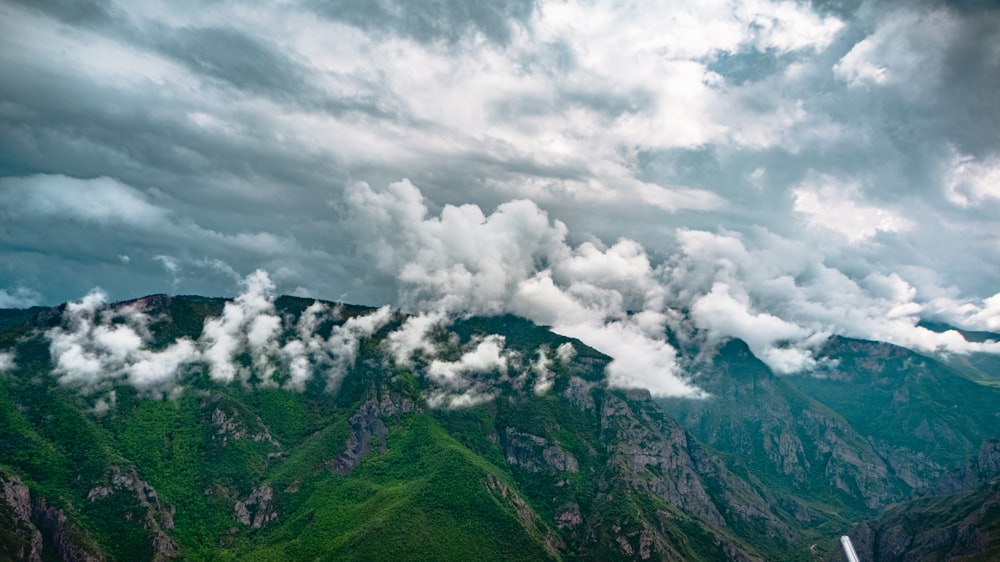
[660,340,902,539]
[827,438,1000,562]
[789,336,1000,488]
[918,321,1000,387]
[0,295,806,561]
[829,479,1000,562]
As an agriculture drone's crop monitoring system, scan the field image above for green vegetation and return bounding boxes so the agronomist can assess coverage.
[1,297,998,560]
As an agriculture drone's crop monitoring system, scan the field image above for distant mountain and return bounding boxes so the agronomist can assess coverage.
[918,321,1000,387]
[660,339,904,524]
[792,336,1000,486]
[1,295,998,561]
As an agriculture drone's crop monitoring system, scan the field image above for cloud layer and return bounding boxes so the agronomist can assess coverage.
[43,271,393,400]
[1,0,999,395]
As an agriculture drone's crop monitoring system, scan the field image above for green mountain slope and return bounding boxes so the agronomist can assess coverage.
[661,339,904,527]
[830,478,1000,562]
[0,295,796,561]
[2,295,999,561]
[790,336,1000,486]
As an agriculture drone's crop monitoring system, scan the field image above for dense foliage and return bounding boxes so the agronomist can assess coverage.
[1,295,998,561]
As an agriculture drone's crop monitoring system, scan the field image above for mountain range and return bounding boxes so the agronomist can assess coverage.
[1,293,998,561]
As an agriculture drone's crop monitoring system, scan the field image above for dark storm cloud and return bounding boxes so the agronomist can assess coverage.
[6,0,119,26]
[150,26,311,98]
[1,0,999,380]
[310,0,537,45]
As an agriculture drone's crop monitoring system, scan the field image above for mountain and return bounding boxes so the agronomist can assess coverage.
[790,336,1000,488]
[661,331,1000,561]
[1,294,998,561]
[917,321,1000,388]
[659,339,904,526]
[823,439,1000,562]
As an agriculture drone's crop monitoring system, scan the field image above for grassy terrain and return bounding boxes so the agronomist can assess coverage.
[2,297,999,560]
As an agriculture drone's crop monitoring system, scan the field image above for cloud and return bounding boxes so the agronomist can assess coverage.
[322,304,393,389]
[0,287,42,309]
[3,0,1000,396]
[792,175,913,243]
[945,148,1000,207]
[531,347,554,395]
[385,312,448,366]
[0,351,15,372]
[43,270,399,400]
[834,9,958,90]
[0,175,170,228]
[200,269,280,384]
[421,335,582,409]
[427,335,508,387]
[347,179,704,396]
[960,294,1000,333]
[309,0,537,45]
[691,282,818,373]
[926,292,1000,334]
[46,288,200,397]
[668,229,1000,370]
[344,179,569,315]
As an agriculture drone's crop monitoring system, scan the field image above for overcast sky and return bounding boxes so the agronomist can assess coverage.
[1,0,999,390]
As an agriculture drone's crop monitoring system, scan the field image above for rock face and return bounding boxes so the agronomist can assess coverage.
[664,338,900,512]
[830,439,1000,561]
[601,391,725,528]
[1,468,44,562]
[86,466,179,560]
[329,390,419,475]
[554,502,583,530]
[234,486,277,529]
[924,438,1000,496]
[115,294,172,315]
[1,467,105,562]
[211,406,282,450]
[831,478,1000,562]
[599,390,794,551]
[500,427,579,474]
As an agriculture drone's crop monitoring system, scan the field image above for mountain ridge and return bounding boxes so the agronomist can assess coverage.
[0,293,998,561]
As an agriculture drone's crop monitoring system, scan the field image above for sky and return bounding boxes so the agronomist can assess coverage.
[1,0,999,396]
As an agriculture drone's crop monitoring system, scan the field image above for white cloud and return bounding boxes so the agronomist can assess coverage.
[531,347,554,395]
[560,319,705,396]
[200,270,279,384]
[0,351,15,372]
[962,294,1000,333]
[927,293,1000,334]
[945,149,1000,207]
[345,179,570,315]
[669,229,1000,366]
[322,305,393,389]
[834,9,958,90]
[386,312,448,367]
[555,342,576,363]
[691,282,816,373]
[127,339,200,391]
[427,335,508,387]
[154,255,181,274]
[43,271,399,397]
[348,180,704,396]
[792,176,913,243]
[46,288,201,396]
